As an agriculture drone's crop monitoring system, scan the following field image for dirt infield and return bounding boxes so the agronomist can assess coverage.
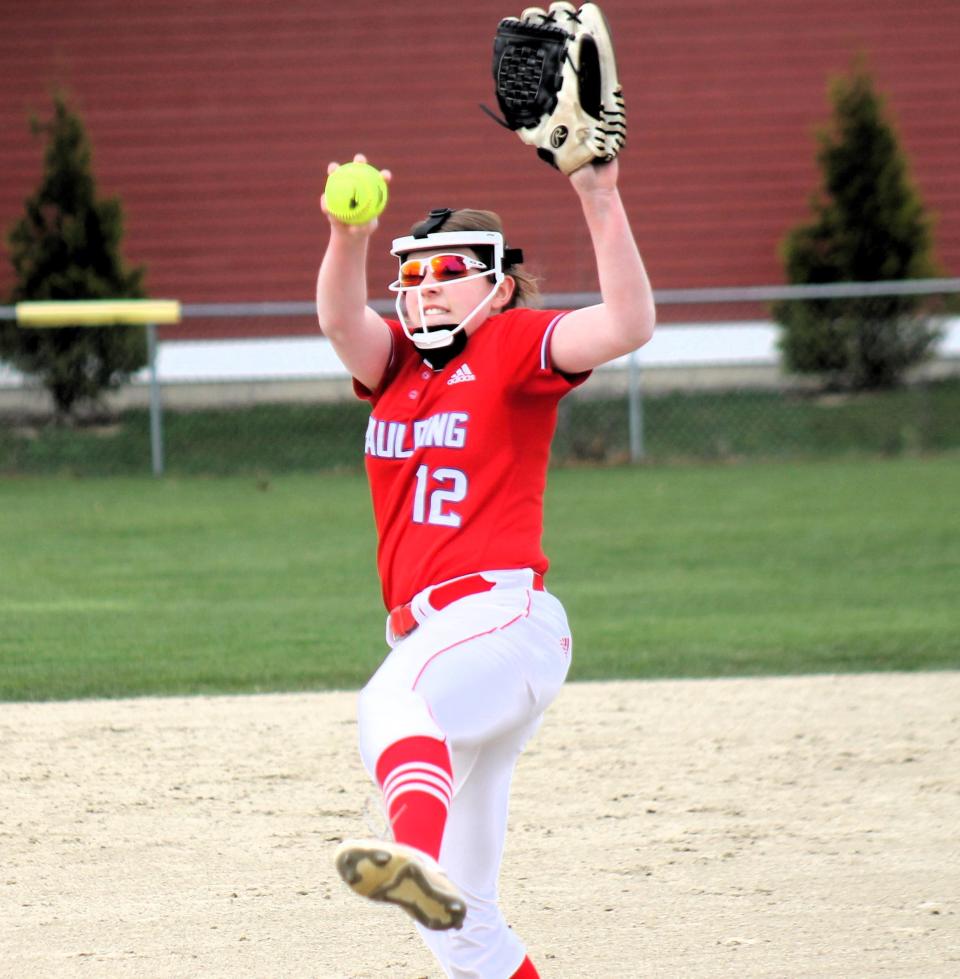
[2,672,958,978]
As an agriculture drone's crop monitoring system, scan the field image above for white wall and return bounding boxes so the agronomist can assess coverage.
[1,318,958,389]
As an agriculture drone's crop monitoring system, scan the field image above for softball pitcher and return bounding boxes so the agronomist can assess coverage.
[316,8,652,976]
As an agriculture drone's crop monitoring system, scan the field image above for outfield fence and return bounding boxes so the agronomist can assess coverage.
[2,279,960,476]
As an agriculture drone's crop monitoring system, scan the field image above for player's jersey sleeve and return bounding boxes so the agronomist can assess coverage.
[352,319,409,404]
[495,308,592,396]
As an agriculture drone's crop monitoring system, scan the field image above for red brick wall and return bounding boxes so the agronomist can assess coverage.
[1,0,957,338]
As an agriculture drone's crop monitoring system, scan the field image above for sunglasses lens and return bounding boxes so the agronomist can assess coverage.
[431,255,471,280]
[399,260,426,287]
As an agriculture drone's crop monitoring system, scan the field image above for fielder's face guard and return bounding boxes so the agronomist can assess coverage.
[389,230,507,351]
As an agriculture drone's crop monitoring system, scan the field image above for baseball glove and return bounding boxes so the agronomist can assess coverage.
[487,2,626,175]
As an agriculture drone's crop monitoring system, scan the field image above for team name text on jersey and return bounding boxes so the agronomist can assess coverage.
[365,411,470,459]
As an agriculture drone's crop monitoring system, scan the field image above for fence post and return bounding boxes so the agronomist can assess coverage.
[146,322,164,476]
[10,299,180,476]
[628,348,644,461]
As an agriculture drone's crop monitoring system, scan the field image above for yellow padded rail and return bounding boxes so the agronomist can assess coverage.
[15,299,182,327]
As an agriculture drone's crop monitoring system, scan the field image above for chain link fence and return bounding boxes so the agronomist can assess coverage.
[2,281,959,477]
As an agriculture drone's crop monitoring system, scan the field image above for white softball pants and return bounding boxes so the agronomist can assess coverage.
[357,572,573,979]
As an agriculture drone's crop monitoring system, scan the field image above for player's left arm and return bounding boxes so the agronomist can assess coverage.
[548,159,656,374]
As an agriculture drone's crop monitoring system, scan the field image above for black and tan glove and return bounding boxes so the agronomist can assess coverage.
[487,2,626,175]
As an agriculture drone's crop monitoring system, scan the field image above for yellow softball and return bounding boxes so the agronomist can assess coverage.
[324,161,388,225]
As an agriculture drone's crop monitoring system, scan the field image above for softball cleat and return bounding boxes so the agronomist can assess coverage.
[334,838,467,931]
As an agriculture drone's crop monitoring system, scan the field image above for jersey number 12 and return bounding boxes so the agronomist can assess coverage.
[413,465,467,528]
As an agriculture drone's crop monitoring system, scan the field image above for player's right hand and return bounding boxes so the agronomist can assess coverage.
[320,153,392,236]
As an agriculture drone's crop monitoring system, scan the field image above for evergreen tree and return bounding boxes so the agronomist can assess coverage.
[774,61,941,390]
[1,94,146,420]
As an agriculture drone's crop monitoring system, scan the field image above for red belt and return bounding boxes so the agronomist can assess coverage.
[388,571,545,643]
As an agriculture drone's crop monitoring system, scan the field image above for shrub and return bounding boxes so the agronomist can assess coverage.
[774,61,942,390]
[1,94,147,420]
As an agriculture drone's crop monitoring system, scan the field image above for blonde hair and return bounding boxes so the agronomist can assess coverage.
[408,208,540,309]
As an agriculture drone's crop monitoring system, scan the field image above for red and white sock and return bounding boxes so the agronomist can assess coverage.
[510,956,540,978]
[375,735,453,860]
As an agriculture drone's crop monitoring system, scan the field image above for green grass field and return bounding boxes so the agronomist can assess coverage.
[1,455,958,702]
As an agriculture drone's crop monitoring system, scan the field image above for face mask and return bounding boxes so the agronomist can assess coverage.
[388,226,523,354]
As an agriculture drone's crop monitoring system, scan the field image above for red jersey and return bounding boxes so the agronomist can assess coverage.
[354,307,590,610]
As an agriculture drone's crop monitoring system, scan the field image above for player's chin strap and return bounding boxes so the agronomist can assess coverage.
[388,211,523,370]
[420,330,469,371]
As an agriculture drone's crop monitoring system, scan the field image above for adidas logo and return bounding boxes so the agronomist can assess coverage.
[447,363,476,385]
